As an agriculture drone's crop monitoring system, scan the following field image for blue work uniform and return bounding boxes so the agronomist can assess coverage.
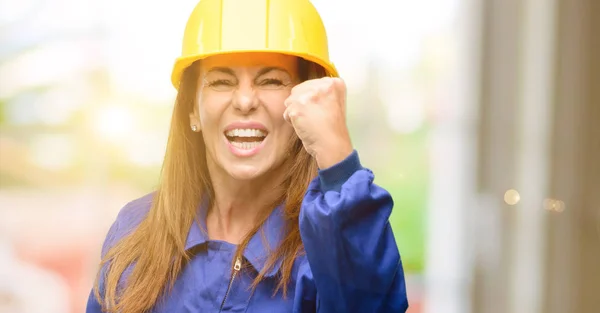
[86,151,409,312]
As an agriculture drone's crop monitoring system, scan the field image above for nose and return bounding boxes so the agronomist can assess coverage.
[232,82,259,114]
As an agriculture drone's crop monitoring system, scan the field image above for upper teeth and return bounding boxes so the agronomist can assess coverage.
[225,129,267,137]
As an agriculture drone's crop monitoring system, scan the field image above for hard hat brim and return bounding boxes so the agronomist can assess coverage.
[171,50,338,89]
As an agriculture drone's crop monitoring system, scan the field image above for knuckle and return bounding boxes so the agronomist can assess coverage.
[297,93,311,104]
[323,77,334,86]
[332,77,346,90]
[284,97,294,107]
[289,109,301,118]
[315,85,330,96]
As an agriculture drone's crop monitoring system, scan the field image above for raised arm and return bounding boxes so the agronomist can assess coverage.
[299,151,408,313]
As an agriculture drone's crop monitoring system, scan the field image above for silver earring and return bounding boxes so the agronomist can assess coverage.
[191,125,198,132]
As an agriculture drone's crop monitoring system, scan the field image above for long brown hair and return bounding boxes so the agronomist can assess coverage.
[93,58,326,313]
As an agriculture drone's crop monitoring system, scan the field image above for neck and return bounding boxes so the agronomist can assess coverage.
[206,161,288,244]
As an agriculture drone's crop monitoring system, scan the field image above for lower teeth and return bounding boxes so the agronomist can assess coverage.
[231,141,261,150]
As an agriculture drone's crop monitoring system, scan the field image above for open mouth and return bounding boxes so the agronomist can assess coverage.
[224,128,268,150]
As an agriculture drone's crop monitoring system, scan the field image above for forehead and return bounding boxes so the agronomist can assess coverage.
[200,52,298,75]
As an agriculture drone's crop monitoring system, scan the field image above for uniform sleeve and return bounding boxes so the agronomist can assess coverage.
[299,150,409,313]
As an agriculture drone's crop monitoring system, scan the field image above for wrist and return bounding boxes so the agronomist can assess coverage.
[314,142,354,169]
[317,149,362,192]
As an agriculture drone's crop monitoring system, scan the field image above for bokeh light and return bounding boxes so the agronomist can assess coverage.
[504,189,521,205]
[543,198,566,213]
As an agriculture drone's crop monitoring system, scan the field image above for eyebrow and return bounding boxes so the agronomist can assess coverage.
[205,66,291,77]
[256,66,290,77]
[205,67,235,76]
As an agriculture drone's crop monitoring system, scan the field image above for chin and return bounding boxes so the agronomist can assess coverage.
[225,163,268,181]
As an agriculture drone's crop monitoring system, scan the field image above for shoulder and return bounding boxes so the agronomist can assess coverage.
[100,192,155,257]
[114,192,155,233]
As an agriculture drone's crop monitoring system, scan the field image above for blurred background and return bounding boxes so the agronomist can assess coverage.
[0,0,598,312]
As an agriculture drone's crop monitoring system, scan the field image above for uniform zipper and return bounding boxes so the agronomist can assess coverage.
[219,257,242,312]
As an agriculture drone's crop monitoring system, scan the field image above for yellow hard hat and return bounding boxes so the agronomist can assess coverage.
[171,0,338,89]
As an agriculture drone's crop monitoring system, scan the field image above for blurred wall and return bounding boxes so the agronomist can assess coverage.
[545,0,600,311]
[472,0,600,313]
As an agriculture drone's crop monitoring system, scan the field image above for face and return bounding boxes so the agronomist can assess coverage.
[189,52,299,181]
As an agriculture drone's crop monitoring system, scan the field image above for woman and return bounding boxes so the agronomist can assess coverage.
[87,0,408,312]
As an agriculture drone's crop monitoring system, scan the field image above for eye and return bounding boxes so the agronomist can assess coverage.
[258,78,285,87]
[207,79,235,87]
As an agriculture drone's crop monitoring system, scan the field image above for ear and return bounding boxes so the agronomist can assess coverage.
[189,105,201,132]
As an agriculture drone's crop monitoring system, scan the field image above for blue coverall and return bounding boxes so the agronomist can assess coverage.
[86,151,409,312]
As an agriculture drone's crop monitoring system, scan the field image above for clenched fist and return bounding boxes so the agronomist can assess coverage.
[283,77,353,169]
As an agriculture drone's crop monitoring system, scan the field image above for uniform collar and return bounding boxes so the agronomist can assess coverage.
[184,201,285,277]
